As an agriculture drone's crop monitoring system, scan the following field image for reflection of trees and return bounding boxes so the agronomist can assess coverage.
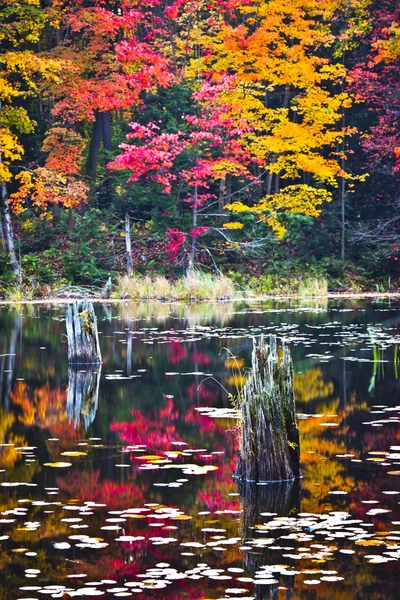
[294,368,334,402]
[238,480,301,600]
[67,366,101,430]
[0,311,21,412]
[0,312,26,469]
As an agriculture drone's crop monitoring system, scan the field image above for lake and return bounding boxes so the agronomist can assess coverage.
[1,298,400,599]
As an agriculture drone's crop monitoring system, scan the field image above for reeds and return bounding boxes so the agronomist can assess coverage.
[297,277,328,297]
[115,271,235,302]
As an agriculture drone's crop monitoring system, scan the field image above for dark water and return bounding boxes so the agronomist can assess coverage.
[1,299,400,600]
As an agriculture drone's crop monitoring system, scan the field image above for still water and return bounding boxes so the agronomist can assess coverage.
[1,299,400,599]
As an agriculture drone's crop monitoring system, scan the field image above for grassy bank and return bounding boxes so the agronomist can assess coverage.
[2,270,398,303]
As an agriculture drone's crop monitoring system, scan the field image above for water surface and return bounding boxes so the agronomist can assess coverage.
[1,299,400,599]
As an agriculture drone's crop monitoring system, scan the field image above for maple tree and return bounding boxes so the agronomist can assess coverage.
[111,76,254,269]
[0,0,62,274]
[346,0,400,248]
[195,0,369,238]
[349,0,400,175]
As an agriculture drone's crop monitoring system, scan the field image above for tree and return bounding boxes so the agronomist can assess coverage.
[198,0,366,240]
[0,0,62,275]
[348,0,400,250]
[110,77,254,270]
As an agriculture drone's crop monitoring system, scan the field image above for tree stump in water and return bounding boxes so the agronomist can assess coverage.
[235,335,300,482]
[66,300,102,365]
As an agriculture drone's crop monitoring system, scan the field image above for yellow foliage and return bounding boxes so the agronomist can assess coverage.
[223,221,244,230]
[227,184,331,237]
[195,0,367,230]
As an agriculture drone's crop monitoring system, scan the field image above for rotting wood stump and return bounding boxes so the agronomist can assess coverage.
[66,300,102,365]
[235,335,300,482]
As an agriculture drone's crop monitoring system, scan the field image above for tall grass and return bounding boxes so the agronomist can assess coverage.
[116,271,234,301]
[297,277,328,297]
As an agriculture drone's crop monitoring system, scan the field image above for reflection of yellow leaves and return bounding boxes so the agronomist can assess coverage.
[299,400,356,510]
[0,410,28,469]
[60,451,87,457]
[134,455,163,460]
[294,368,334,402]
[355,539,384,547]
[226,375,247,388]
[224,357,245,369]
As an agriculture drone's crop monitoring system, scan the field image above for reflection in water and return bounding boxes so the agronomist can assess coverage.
[67,366,101,429]
[1,299,400,599]
[0,311,21,412]
[239,480,300,599]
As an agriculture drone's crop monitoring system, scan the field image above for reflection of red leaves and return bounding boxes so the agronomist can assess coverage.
[56,470,146,509]
[186,382,218,401]
[111,403,183,448]
[190,351,211,365]
[168,340,187,364]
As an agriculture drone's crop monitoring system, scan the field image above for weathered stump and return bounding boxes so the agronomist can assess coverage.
[67,367,101,430]
[235,335,300,482]
[66,300,102,365]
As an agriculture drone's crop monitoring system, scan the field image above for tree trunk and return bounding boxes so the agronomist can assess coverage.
[0,206,5,249]
[101,111,112,162]
[66,300,102,365]
[188,185,198,273]
[86,110,102,180]
[274,173,280,194]
[218,175,226,210]
[340,168,346,263]
[125,213,133,276]
[1,180,19,277]
[53,201,60,226]
[235,335,300,482]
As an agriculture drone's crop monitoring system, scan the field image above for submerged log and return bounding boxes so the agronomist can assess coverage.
[235,335,300,482]
[66,300,102,365]
[67,366,101,430]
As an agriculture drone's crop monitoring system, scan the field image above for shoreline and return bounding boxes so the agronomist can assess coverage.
[1,292,400,306]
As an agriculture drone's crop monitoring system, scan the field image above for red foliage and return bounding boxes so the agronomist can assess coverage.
[166,228,186,261]
[349,1,400,173]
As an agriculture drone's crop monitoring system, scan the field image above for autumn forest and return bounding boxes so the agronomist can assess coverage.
[1,0,399,298]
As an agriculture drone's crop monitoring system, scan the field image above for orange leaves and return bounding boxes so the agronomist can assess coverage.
[10,168,89,214]
[42,128,86,177]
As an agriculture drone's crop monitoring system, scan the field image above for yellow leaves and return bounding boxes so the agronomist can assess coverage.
[225,201,250,214]
[43,462,72,468]
[223,221,244,230]
[2,106,35,134]
[227,184,331,238]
